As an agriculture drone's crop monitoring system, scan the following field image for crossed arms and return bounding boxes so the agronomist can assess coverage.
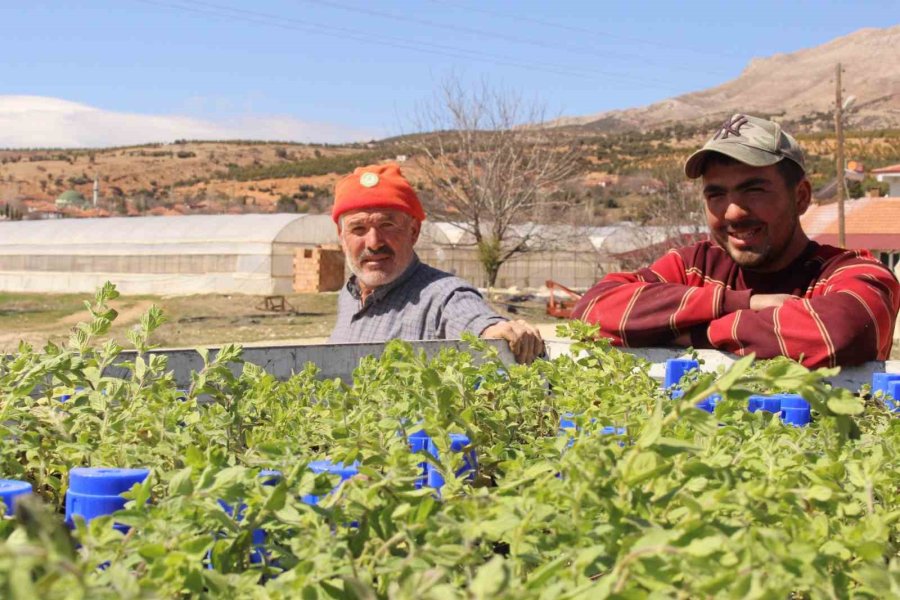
[571,243,900,368]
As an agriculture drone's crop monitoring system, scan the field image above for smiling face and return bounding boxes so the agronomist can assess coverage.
[702,159,811,272]
[338,209,421,292]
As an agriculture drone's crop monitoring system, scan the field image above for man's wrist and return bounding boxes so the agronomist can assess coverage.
[722,289,752,314]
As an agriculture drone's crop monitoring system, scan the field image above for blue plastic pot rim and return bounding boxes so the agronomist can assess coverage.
[69,467,150,495]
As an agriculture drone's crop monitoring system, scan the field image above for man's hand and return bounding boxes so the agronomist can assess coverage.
[749,293,795,311]
[481,320,545,364]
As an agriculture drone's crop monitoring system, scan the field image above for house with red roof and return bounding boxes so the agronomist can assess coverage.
[800,190,900,273]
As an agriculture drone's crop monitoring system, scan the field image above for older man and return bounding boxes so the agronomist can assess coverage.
[327,163,544,363]
[573,114,899,368]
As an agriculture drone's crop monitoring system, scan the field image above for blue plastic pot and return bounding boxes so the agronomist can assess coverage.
[406,428,480,490]
[217,469,284,516]
[65,467,149,526]
[426,434,477,490]
[407,429,432,488]
[872,373,900,411]
[871,373,900,394]
[258,469,282,486]
[559,414,627,446]
[695,394,722,413]
[665,358,699,391]
[776,394,811,426]
[886,381,900,413]
[870,372,900,412]
[0,479,32,515]
[58,386,84,403]
[747,394,811,427]
[66,493,129,524]
[748,395,782,414]
[599,426,628,436]
[213,469,284,567]
[69,467,150,496]
[301,460,360,505]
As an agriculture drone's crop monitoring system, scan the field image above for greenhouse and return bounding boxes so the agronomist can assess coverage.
[0,214,339,295]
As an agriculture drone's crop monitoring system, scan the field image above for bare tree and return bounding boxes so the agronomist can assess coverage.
[614,166,708,270]
[413,78,583,287]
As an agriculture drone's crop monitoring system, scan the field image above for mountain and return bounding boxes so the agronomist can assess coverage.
[554,25,900,132]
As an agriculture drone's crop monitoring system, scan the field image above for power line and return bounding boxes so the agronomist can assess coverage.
[431,0,748,60]
[298,0,732,77]
[132,0,690,91]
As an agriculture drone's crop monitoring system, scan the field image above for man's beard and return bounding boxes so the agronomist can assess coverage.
[348,245,401,286]
[720,218,798,271]
[718,193,799,270]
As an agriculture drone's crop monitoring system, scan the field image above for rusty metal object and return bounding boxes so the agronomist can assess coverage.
[545,280,582,319]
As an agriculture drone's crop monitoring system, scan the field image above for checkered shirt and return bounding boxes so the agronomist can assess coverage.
[328,255,506,343]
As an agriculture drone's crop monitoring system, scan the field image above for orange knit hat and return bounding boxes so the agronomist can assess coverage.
[332,163,425,223]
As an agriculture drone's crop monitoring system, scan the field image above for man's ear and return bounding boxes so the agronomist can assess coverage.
[410,218,421,245]
[795,179,812,215]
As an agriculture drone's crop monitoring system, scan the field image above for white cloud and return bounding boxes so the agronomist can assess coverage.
[0,96,380,148]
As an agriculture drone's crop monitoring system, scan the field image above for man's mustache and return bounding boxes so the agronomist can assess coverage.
[724,220,765,230]
[359,246,395,259]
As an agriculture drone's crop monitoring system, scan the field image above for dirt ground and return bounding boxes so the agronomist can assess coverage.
[0,291,566,352]
[0,292,338,351]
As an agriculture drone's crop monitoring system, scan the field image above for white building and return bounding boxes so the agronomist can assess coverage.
[0,214,338,295]
[873,164,900,197]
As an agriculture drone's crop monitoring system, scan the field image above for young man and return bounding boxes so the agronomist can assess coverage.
[328,163,544,363]
[572,114,899,368]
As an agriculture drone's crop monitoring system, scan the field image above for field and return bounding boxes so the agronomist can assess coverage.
[0,291,338,351]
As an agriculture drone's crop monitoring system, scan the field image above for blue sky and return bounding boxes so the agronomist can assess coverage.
[0,0,895,146]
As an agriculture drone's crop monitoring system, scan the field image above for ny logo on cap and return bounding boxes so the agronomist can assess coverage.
[714,114,749,140]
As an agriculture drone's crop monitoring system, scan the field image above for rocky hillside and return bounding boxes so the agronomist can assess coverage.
[555,25,900,132]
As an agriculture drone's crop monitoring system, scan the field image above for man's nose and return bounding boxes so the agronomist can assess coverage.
[722,195,752,221]
[363,227,385,248]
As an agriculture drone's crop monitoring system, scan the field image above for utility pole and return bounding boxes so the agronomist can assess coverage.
[834,63,846,248]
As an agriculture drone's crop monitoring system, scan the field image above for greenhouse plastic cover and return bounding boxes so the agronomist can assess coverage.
[0,214,339,295]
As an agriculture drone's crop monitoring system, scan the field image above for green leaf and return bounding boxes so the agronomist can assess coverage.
[470,556,510,599]
[138,543,167,560]
[623,451,669,486]
[714,354,755,391]
[807,485,833,502]
[525,555,567,589]
[263,482,287,512]
[826,395,864,415]
[654,437,701,457]
[636,403,663,448]
[168,468,194,496]
[683,536,723,557]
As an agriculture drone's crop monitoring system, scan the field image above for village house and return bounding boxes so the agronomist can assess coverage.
[873,163,900,198]
[801,184,900,273]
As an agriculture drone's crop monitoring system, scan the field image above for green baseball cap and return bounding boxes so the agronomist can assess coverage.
[684,114,806,179]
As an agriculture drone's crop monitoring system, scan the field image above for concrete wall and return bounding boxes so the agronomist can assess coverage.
[111,340,516,385]
[545,342,899,393]
[110,340,898,392]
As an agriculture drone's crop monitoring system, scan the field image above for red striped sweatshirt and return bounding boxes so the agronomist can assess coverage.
[572,241,900,368]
